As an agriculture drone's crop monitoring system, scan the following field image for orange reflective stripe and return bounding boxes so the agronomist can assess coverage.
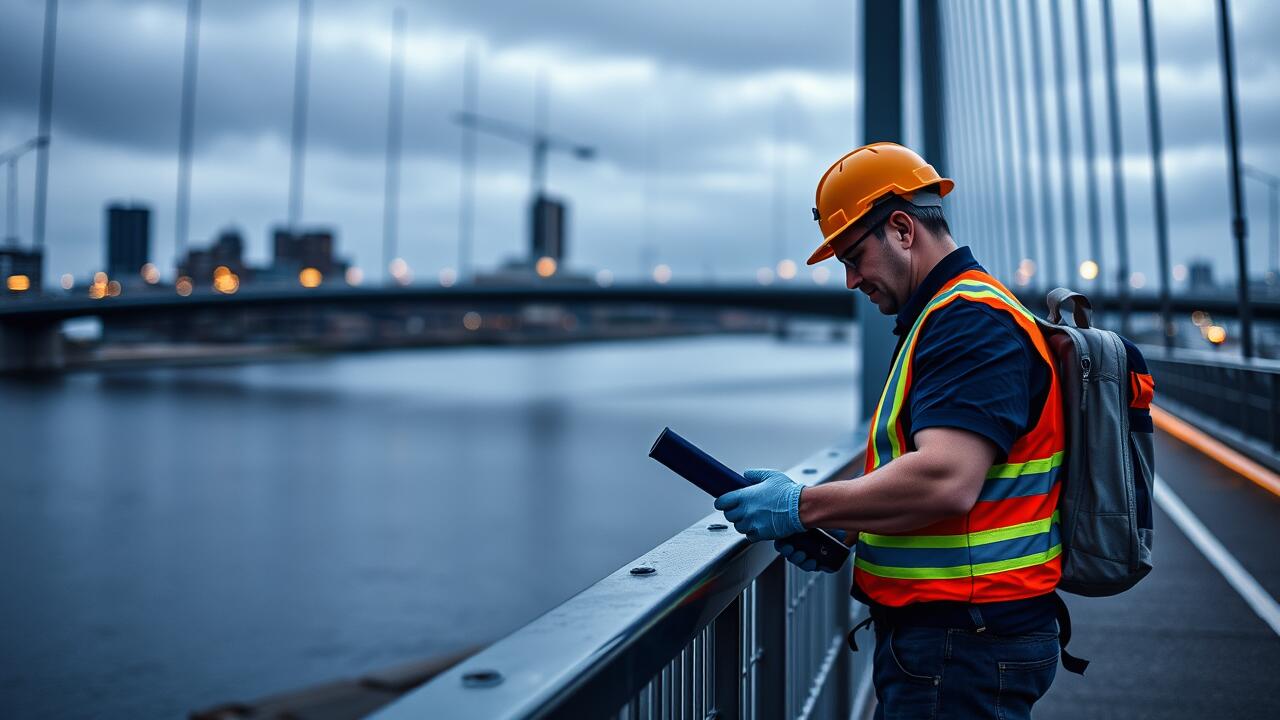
[1130,372,1154,409]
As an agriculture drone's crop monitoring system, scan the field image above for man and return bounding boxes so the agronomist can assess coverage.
[715,142,1066,719]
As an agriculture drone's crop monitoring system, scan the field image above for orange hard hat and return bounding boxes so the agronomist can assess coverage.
[807,142,954,265]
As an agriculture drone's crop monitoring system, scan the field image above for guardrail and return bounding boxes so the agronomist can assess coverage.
[1143,346,1280,469]
[372,438,871,719]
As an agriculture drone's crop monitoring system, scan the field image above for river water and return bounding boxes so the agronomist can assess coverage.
[0,334,858,718]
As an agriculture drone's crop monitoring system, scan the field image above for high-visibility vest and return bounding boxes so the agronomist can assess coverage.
[854,269,1066,607]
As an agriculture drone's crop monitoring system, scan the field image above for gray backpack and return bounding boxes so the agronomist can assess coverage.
[1035,288,1156,597]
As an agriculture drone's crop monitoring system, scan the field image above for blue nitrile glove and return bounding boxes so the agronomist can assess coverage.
[776,530,848,572]
[713,468,804,542]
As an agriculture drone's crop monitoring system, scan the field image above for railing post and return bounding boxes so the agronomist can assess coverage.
[712,596,742,720]
[753,558,787,718]
[832,568,855,719]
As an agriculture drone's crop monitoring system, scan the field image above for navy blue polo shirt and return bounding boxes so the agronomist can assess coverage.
[892,246,1050,463]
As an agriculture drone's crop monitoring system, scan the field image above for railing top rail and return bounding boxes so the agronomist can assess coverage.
[1140,344,1280,374]
[372,437,865,719]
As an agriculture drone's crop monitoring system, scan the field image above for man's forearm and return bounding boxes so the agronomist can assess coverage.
[797,450,975,534]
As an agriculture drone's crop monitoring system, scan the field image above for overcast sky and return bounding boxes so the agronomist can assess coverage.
[1,0,1277,290]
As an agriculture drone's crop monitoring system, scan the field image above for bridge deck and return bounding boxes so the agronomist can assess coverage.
[1026,426,1280,719]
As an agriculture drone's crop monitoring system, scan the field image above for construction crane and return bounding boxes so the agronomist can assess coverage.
[452,108,595,271]
[2,136,49,245]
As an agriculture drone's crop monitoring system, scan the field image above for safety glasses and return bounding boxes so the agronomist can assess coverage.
[834,215,890,271]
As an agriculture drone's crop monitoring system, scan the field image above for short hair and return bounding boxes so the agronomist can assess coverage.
[871,202,951,242]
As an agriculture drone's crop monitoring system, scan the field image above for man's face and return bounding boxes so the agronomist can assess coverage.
[831,212,911,315]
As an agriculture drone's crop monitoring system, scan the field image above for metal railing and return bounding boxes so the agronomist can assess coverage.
[372,439,871,719]
[1145,346,1280,467]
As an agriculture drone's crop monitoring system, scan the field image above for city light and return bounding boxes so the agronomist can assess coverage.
[1191,310,1211,327]
[462,311,482,331]
[213,269,239,294]
[535,256,558,278]
[89,272,109,299]
[1205,325,1227,345]
[1172,263,1188,282]
[1129,271,1146,289]
[595,269,614,287]
[106,280,122,297]
[756,267,775,285]
[652,264,672,284]
[141,263,160,284]
[1018,258,1037,277]
[389,258,411,285]
[60,273,73,290]
[776,259,797,280]
[811,266,831,285]
[299,267,323,288]
[1079,260,1099,281]
[7,275,30,292]
[176,276,193,296]
[438,267,457,287]
[345,267,364,286]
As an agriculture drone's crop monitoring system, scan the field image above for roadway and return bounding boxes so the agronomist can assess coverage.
[1034,424,1280,718]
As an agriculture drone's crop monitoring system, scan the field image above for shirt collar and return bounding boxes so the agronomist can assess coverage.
[893,246,982,335]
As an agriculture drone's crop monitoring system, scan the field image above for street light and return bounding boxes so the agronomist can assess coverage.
[1243,165,1279,288]
[1,136,50,244]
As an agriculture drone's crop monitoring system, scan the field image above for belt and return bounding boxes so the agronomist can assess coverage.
[845,593,1089,675]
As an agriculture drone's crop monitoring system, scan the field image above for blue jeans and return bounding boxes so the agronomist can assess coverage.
[871,620,1059,720]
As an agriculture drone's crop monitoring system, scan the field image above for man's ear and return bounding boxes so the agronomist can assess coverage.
[888,210,915,249]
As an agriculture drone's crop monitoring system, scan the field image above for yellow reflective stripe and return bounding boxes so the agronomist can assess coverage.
[986,451,1065,479]
[858,510,1060,549]
[854,544,1062,580]
[930,279,1033,323]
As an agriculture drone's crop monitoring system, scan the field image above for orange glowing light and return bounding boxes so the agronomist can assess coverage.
[7,274,30,292]
[93,271,108,285]
[1205,325,1226,344]
[176,276,193,296]
[535,256,557,278]
[299,267,322,288]
[213,271,239,294]
[141,263,160,284]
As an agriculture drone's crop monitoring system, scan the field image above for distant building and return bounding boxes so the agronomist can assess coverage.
[531,195,567,263]
[268,226,348,285]
[1,246,43,294]
[1188,259,1215,293]
[178,228,253,287]
[107,204,150,280]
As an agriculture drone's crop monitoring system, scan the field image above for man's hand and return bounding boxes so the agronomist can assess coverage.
[776,529,848,572]
[714,469,804,542]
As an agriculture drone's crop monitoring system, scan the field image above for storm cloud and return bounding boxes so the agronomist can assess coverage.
[0,0,1276,289]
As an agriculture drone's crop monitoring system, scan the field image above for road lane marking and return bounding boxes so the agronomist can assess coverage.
[1155,474,1280,637]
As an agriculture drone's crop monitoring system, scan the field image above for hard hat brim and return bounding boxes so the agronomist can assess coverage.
[806,177,954,266]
